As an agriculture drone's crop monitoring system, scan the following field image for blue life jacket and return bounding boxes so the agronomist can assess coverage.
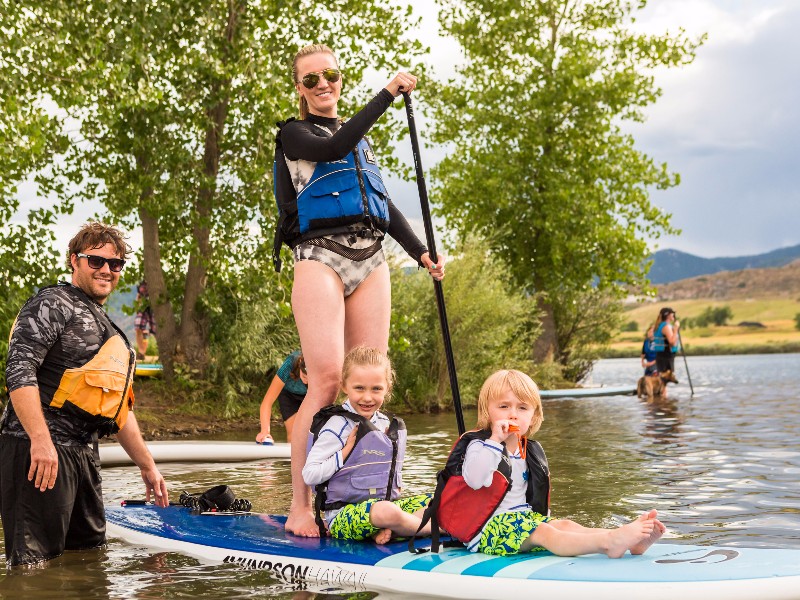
[653,322,680,354]
[272,119,390,271]
[307,405,406,536]
[642,336,657,362]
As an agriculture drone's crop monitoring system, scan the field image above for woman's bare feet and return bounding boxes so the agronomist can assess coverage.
[630,510,666,555]
[373,528,393,545]
[286,508,322,537]
[605,513,657,558]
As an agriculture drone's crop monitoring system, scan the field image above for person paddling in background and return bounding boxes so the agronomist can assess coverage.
[302,346,433,543]
[256,351,308,444]
[653,307,680,387]
[446,369,665,557]
[273,43,445,536]
[134,280,156,361]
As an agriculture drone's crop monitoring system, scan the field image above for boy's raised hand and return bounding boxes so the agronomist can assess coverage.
[490,420,518,444]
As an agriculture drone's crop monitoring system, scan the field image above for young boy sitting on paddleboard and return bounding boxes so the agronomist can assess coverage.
[302,346,432,543]
[437,369,666,557]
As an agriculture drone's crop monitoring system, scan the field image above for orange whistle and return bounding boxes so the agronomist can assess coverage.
[508,424,520,432]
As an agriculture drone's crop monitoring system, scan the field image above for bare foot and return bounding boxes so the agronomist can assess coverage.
[373,528,393,545]
[605,515,656,558]
[286,508,321,537]
[631,517,666,555]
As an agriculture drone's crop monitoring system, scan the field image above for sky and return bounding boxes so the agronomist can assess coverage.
[385,0,800,259]
[13,0,800,260]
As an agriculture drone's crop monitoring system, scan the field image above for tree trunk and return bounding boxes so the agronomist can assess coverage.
[533,296,558,363]
[177,1,243,375]
[139,205,179,379]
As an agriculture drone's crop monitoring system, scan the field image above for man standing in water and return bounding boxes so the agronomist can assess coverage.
[0,222,169,566]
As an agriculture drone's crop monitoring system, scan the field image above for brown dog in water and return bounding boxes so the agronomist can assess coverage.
[637,370,678,399]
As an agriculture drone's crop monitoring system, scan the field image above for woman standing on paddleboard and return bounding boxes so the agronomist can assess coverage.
[272,44,445,536]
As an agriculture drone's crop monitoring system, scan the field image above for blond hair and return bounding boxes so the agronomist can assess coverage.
[476,370,543,436]
[67,222,131,272]
[341,346,394,401]
[292,44,338,120]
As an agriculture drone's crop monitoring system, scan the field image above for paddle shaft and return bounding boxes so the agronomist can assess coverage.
[401,92,465,435]
[678,331,694,395]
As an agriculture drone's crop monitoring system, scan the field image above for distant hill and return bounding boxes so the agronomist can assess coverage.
[655,258,800,301]
[648,244,800,284]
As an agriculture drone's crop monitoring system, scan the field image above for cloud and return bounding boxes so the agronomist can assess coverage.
[630,0,800,256]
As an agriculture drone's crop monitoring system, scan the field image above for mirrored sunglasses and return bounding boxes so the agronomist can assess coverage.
[77,252,125,272]
[301,68,342,89]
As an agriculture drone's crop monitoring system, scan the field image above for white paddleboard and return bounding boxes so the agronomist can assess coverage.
[99,440,290,466]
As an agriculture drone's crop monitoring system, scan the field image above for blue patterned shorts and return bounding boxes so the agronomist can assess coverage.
[328,493,432,541]
[477,510,551,556]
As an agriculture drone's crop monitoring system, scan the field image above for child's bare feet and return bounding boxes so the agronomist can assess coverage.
[630,511,666,555]
[373,528,393,545]
[605,513,657,558]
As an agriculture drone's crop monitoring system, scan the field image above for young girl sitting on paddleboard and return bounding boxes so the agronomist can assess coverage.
[302,346,432,543]
[439,369,666,557]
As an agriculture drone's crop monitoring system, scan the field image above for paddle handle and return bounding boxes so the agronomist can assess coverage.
[401,92,465,435]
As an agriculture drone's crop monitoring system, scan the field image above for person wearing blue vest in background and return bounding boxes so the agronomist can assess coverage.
[653,307,681,386]
[273,43,445,536]
[302,346,432,542]
[641,325,658,376]
[256,351,308,444]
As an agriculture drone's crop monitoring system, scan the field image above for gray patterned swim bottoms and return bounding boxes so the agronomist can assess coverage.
[294,232,386,297]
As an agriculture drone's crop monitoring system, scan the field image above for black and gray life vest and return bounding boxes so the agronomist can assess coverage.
[307,405,406,536]
[272,119,391,271]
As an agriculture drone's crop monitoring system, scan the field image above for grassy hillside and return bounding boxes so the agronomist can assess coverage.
[609,261,800,356]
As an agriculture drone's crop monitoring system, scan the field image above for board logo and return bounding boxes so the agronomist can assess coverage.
[655,549,739,564]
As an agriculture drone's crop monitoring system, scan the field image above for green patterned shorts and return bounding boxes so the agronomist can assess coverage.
[328,493,432,541]
[477,510,551,556]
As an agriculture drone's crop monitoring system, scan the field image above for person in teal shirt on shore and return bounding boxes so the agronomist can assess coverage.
[257,351,308,444]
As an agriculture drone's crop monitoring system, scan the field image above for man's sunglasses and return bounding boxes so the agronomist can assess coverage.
[300,68,342,89]
[77,252,126,272]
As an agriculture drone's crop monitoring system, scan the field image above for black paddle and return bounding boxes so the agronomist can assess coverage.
[677,330,695,396]
[401,92,465,435]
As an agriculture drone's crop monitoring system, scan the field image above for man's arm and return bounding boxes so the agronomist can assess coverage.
[116,412,169,507]
[8,386,58,492]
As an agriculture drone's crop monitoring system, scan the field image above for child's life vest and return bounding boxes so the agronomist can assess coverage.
[410,429,550,553]
[8,282,135,438]
[307,405,406,535]
[272,119,391,272]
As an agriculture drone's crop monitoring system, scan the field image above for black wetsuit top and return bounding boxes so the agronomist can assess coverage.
[280,89,428,263]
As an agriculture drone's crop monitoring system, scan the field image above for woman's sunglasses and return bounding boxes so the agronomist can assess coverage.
[77,252,126,272]
[300,68,342,89]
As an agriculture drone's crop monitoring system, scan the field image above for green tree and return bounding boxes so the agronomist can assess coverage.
[2,0,426,382]
[389,235,541,412]
[795,313,800,331]
[429,0,702,377]
[692,305,733,327]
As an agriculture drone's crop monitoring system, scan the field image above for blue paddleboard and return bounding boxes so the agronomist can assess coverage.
[105,505,800,600]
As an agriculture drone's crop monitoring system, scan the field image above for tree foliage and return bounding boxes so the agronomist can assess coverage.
[429,0,702,377]
[388,236,542,412]
[1,0,426,393]
[683,305,733,328]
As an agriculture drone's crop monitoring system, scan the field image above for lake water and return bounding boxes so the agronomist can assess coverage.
[1,354,799,598]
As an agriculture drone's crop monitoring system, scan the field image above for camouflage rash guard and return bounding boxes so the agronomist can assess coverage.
[2,282,125,446]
